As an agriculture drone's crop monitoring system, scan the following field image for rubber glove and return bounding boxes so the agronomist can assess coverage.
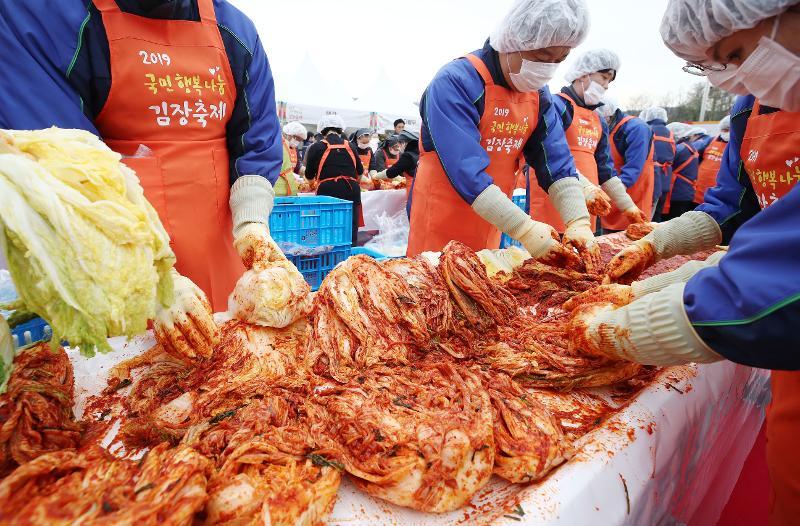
[547,177,601,273]
[577,172,612,217]
[154,269,219,361]
[373,170,389,180]
[568,284,722,365]
[360,174,372,184]
[604,211,722,284]
[472,185,582,270]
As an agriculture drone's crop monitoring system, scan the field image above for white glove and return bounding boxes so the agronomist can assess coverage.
[472,185,582,269]
[570,283,722,365]
[631,250,726,298]
[154,269,219,361]
[601,176,636,212]
[230,175,274,235]
[360,174,372,184]
[547,177,600,273]
[368,170,378,178]
[577,173,612,217]
[233,223,285,271]
[623,206,648,224]
[373,169,389,180]
[605,211,722,283]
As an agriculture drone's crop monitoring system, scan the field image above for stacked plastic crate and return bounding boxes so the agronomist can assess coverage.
[269,196,354,290]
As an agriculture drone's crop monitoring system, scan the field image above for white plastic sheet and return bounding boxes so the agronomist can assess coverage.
[359,189,408,232]
[68,333,768,526]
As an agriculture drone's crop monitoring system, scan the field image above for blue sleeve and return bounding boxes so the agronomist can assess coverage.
[685,183,800,370]
[693,135,714,157]
[217,6,282,185]
[695,96,761,242]
[524,86,579,192]
[616,120,652,187]
[421,60,493,204]
[595,116,617,184]
[0,1,97,131]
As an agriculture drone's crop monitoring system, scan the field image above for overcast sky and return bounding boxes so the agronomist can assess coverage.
[229,0,703,111]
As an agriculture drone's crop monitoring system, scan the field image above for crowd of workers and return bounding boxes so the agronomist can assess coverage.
[0,0,798,523]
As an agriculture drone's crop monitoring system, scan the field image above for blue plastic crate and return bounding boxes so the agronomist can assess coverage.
[500,193,527,249]
[270,196,353,247]
[289,245,352,290]
[10,317,51,349]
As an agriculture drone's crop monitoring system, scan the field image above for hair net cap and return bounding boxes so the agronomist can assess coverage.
[719,115,732,130]
[667,122,692,139]
[489,0,590,53]
[354,128,371,138]
[688,126,708,136]
[283,121,307,137]
[641,106,669,123]
[660,0,797,63]
[317,114,346,133]
[597,94,620,118]
[564,48,621,83]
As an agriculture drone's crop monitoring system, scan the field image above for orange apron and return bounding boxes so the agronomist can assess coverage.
[93,0,243,313]
[662,143,698,215]
[358,148,373,177]
[653,129,676,196]
[603,115,655,231]
[694,137,727,203]
[529,92,602,232]
[407,53,538,256]
[279,138,297,196]
[740,100,800,526]
[315,140,364,228]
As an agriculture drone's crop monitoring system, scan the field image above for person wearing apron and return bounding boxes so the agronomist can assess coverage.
[661,124,700,219]
[373,129,420,194]
[694,116,731,205]
[598,96,656,233]
[530,48,646,233]
[640,106,677,221]
[0,0,284,358]
[350,128,376,188]
[304,115,364,244]
[604,3,800,523]
[406,0,597,271]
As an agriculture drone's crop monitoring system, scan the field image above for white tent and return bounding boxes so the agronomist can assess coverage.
[276,55,371,130]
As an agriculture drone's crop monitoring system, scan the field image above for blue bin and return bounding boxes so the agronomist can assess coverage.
[350,246,390,261]
[500,193,527,249]
[270,196,353,248]
[10,317,51,348]
[289,245,352,291]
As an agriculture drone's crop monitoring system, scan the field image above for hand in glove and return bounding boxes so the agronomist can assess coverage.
[516,219,583,270]
[563,283,633,311]
[373,169,389,180]
[360,174,372,184]
[154,269,219,361]
[568,284,721,365]
[603,239,656,284]
[563,217,602,274]
[584,185,613,217]
[623,206,648,225]
[234,222,284,271]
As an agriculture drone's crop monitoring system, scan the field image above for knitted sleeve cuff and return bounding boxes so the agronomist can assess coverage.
[230,175,275,236]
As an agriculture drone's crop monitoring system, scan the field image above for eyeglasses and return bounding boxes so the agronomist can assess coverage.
[682,62,727,76]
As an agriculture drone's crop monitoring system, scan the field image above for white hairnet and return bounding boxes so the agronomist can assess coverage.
[719,115,732,130]
[597,95,620,118]
[688,126,708,136]
[641,106,669,123]
[667,122,692,139]
[660,0,797,63]
[317,114,345,133]
[564,48,621,83]
[489,0,590,53]
[283,121,307,138]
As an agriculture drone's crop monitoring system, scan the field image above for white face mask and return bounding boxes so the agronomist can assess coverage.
[358,141,371,150]
[507,53,558,92]
[719,131,730,142]
[288,138,300,148]
[582,79,607,106]
[708,15,800,111]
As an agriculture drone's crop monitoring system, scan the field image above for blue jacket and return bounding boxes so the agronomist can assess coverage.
[0,0,282,186]
[417,40,578,206]
[695,96,779,243]
[691,134,714,157]
[685,180,800,370]
[553,87,616,185]
[608,109,654,188]
[670,142,699,202]
[647,119,676,197]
